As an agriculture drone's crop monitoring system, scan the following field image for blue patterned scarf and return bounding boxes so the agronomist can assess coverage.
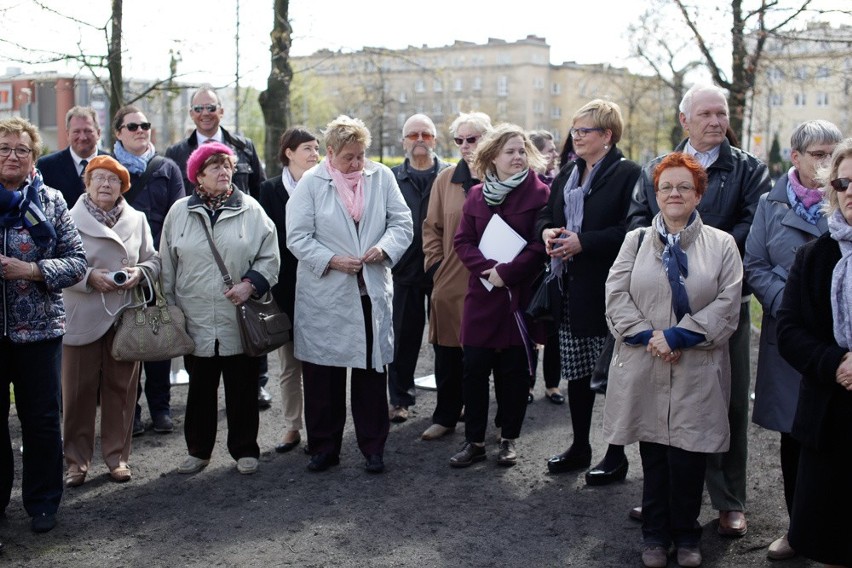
[113,141,155,174]
[786,167,824,225]
[654,212,695,321]
[0,169,56,248]
[829,210,852,348]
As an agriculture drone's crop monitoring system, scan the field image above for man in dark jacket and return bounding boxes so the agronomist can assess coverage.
[627,83,771,538]
[166,87,273,409]
[36,106,109,206]
[387,114,449,423]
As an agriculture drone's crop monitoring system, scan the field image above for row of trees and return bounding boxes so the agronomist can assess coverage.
[4,1,850,170]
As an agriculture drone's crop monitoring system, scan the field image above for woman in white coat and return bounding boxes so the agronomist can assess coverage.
[603,153,742,568]
[62,156,160,486]
[286,115,413,474]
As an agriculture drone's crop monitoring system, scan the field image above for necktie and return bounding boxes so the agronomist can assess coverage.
[79,159,88,182]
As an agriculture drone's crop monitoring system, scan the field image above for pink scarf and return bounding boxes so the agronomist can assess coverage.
[326,160,364,222]
[789,167,823,208]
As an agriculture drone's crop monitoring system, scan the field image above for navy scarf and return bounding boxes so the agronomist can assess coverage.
[654,212,694,321]
[0,170,56,248]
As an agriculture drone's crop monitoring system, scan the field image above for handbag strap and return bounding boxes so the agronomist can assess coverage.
[101,266,155,317]
[199,218,235,289]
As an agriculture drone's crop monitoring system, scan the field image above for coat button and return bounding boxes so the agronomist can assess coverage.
[121,258,129,265]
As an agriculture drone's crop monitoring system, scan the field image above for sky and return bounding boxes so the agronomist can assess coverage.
[0,1,650,89]
[1,1,849,91]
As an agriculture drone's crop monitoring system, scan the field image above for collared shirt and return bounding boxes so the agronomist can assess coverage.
[683,140,721,169]
[69,148,98,176]
[196,128,224,146]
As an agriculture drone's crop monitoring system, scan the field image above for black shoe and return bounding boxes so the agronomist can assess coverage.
[275,434,302,453]
[449,442,486,468]
[258,386,273,410]
[31,513,56,533]
[545,391,565,405]
[546,445,592,474]
[152,414,174,434]
[132,414,145,437]
[585,456,629,486]
[307,452,340,472]
[527,392,534,404]
[365,454,385,473]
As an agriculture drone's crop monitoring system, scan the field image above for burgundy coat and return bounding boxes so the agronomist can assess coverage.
[453,171,549,348]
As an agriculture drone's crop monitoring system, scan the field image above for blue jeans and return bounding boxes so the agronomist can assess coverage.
[0,336,63,517]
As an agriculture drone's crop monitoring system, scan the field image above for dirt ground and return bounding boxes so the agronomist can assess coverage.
[3,331,817,567]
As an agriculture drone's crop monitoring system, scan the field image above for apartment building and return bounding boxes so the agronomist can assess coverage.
[291,35,672,162]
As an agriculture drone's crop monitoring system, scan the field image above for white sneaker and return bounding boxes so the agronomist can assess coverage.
[237,457,259,475]
[177,455,210,474]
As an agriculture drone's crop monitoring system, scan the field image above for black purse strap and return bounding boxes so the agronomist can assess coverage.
[199,218,234,289]
[124,155,164,206]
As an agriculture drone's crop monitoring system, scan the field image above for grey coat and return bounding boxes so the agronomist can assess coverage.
[286,161,413,370]
[745,174,827,432]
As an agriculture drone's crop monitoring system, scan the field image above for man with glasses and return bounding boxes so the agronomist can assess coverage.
[388,114,449,423]
[626,83,770,541]
[37,106,108,206]
[166,86,272,409]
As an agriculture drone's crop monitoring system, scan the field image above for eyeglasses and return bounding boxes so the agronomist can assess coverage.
[119,122,151,132]
[805,150,832,160]
[570,127,604,138]
[0,146,33,158]
[90,174,122,186]
[191,104,220,113]
[657,184,696,195]
[404,132,435,141]
[830,177,851,191]
[453,135,480,146]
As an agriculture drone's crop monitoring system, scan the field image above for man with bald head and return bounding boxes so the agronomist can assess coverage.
[388,114,450,423]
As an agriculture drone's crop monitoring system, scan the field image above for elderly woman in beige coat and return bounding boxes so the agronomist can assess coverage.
[602,153,741,568]
[62,156,160,486]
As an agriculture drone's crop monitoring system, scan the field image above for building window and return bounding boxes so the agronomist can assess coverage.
[433,79,443,93]
[399,91,407,103]
[551,107,561,119]
[497,53,511,65]
[453,78,463,92]
[497,76,509,97]
[794,93,806,107]
[816,66,830,79]
[817,92,829,106]
[472,77,482,91]
[415,80,425,93]
[766,67,784,83]
[433,103,443,116]
[551,83,561,95]
[533,101,544,115]
[795,66,808,80]
[769,93,782,106]
[534,77,544,90]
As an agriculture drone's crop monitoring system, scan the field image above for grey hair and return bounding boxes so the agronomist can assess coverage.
[679,84,728,119]
[791,120,842,153]
[528,130,554,153]
[402,114,437,137]
[450,112,492,137]
[190,85,220,106]
[65,106,100,131]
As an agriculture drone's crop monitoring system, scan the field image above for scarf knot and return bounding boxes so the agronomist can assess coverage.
[326,160,365,222]
[482,169,528,206]
[0,169,56,248]
[113,141,156,175]
[787,167,824,225]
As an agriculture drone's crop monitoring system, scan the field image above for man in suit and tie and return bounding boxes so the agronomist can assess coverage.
[36,106,107,206]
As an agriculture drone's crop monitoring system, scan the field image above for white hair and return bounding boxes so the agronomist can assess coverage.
[679,84,728,119]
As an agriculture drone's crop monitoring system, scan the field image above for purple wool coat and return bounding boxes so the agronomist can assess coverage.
[453,171,549,349]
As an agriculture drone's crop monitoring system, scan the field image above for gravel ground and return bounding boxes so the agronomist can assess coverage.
[2,332,817,567]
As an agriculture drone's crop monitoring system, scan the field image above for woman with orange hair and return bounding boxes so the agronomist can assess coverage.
[602,153,742,568]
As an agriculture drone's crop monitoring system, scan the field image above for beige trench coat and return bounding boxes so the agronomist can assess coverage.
[602,214,742,454]
[422,164,469,347]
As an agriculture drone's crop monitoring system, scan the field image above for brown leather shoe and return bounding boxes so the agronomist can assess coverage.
[421,424,454,441]
[389,405,409,423]
[629,506,643,522]
[641,545,668,568]
[767,533,795,560]
[676,546,702,567]
[717,510,747,537]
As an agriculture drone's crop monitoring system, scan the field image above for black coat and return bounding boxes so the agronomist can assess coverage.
[535,145,641,337]
[36,147,110,206]
[777,233,852,451]
[258,175,297,322]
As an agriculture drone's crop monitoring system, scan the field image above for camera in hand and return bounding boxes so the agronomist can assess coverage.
[107,271,128,285]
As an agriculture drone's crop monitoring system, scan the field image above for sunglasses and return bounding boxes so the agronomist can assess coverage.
[192,104,220,113]
[405,132,434,141]
[120,122,151,132]
[830,177,852,191]
[453,135,480,146]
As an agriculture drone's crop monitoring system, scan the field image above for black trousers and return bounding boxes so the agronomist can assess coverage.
[432,345,464,427]
[0,336,63,517]
[183,352,261,461]
[462,345,528,442]
[640,441,707,548]
[780,432,800,517]
[387,283,430,407]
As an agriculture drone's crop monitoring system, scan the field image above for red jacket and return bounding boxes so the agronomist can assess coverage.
[453,171,549,348]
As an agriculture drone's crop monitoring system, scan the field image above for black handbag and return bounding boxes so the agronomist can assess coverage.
[526,263,562,323]
[590,333,615,394]
[200,221,291,357]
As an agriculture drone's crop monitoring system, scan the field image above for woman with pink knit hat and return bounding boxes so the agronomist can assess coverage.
[159,142,279,476]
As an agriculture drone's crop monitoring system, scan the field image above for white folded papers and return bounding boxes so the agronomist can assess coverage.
[478,214,526,290]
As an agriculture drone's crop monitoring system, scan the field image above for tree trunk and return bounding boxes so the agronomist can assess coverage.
[258,0,291,179]
[106,0,123,146]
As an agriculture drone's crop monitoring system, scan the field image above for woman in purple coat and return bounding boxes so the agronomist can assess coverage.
[450,124,549,468]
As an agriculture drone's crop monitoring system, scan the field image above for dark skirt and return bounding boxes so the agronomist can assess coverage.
[557,285,605,381]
